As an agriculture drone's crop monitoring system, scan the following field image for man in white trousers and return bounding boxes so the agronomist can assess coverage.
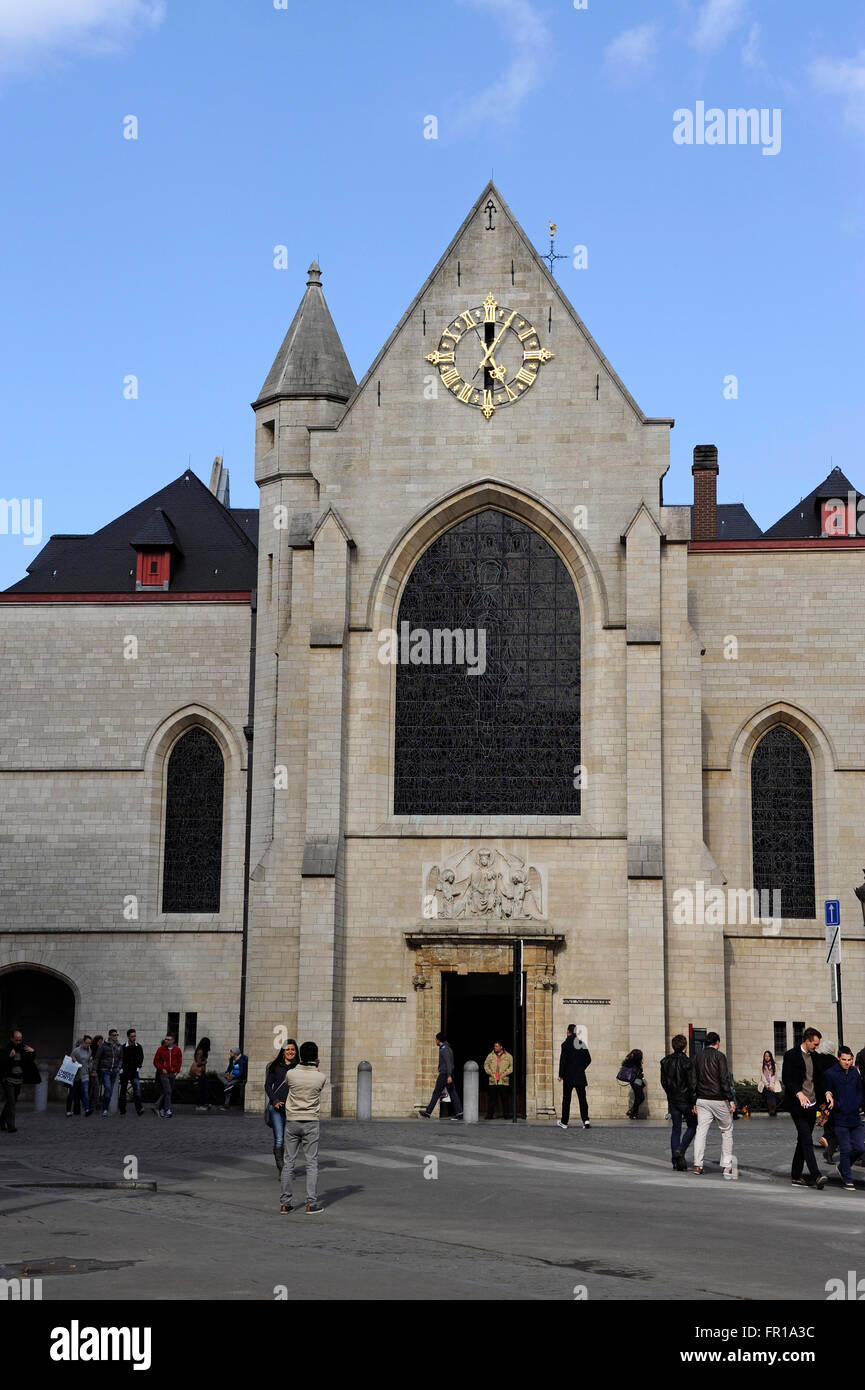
[692,1031,736,1175]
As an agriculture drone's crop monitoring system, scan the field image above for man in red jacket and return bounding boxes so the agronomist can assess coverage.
[152,1034,182,1118]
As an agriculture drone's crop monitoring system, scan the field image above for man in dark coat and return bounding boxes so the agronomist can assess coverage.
[782,1027,830,1189]
[0,1030,41,1132]
[557,1024,592,1129]
[823,1046,865,1189]
[418,1032,463,1119]
[660,1034,697,1170]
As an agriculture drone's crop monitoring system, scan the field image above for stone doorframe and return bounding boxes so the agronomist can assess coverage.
[406,929,564,1117]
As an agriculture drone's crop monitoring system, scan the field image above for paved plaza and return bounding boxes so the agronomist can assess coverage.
[0,1105,861,1301]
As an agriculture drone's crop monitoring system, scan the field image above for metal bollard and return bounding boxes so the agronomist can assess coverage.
[34,1064,51,1113]
[463,1060,479,1124]
[357,1060,372,1120]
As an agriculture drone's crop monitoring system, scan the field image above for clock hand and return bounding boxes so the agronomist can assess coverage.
[478,311,516,372]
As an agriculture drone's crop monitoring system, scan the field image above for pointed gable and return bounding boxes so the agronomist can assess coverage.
[764,465,862,539]
[337,180,673,429]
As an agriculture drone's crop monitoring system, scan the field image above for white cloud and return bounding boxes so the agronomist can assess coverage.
[604,23,659,77]
[455,0,550,126]
[0,0,165,71]
[691,0,748,54]
[811,50,865,134]
[742,21,761,69]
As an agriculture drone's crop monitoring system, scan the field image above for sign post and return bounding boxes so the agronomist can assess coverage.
[825,900,843,1047]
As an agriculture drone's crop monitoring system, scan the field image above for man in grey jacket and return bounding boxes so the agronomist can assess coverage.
[418,1032,464,1119]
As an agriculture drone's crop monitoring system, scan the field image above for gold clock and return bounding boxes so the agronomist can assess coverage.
[425,292,554,420]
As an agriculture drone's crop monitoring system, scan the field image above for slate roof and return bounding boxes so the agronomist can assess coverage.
[255,261,356,406]
[687,502,764,540]
[763,466,862,539]
[6,471,257,594]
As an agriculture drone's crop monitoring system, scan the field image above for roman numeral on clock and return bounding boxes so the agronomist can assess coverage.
[440,367,461,389]
[456,381,475,403]
[515,366,536,387]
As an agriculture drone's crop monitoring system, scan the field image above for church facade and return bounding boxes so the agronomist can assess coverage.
[3,182,863,1117]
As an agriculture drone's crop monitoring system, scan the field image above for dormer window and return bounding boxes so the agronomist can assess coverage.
[136,549,171,588]
[129,507,181,592]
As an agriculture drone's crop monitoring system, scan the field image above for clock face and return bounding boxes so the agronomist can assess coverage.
[425,292,554,420]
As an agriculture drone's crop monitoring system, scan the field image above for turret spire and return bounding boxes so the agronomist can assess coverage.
[255,260,355,406]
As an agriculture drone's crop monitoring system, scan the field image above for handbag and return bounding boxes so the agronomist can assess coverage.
[616,1065,636,1084]
[55,1055,81,1086]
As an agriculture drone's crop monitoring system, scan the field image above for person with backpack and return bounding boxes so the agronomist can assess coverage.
[619,1049,646,1119]
[660,1034,697,1170]
[556,1024,591,1129]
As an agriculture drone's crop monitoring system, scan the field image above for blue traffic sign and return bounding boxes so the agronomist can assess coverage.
[825,899,841,927]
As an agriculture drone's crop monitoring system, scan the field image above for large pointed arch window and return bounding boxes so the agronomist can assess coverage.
[162,727,224,913]
[394,508,581,815]
[750,725,815,919]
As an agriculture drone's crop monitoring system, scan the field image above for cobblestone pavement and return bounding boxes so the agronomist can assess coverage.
[0,1107,859,1301]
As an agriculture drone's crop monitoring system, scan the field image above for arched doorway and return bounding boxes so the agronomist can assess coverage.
[0,968,76,1079]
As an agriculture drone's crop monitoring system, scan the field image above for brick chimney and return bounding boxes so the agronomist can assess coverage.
[692,444,719,540]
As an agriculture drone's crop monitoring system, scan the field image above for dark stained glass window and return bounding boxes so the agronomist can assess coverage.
[394,509,580,814]
[751,725,815,919]
[162,727,224,913]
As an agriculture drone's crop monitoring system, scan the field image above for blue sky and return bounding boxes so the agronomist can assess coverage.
[0,0,863,585]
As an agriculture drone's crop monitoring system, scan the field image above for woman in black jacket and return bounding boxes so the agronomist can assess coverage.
[622,1049,646,1119]
[265,1039,299,1174]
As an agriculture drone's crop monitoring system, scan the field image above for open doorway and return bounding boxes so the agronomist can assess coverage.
[0,967,76,1077]
[441,971,526,1118]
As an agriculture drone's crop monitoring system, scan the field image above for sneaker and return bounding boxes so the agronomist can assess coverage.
[416,1110,430,1119]
[280,1203,292,1214]
[791,1177,808,1187]
[453,1114,464,1120]
[556,1120,568,1130]
[583,1120,591,1128]
[814,1175,827,1190]
[305,1200,324,1214]
[195,1106,207,1113]
[844,1182,856,1191]
[692,1166,704,1175]
[165,1110,172,1118]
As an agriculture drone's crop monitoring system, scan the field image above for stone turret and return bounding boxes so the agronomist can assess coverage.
[253,262,356,483]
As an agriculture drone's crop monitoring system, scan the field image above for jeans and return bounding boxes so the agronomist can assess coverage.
[100,1069,119,1113]
[694,1099,734,1168]
[66,1073,91,1114]
[834,1117,865,1182]
[486,1084,510,1119]
[629,1082,644,1116]
[156,1071,174,1112]
[0,1080,21,1129]
[561,1082,588,1124]
[790,1106,820,1180]
[195,1071,209,1107]
[118,1075,142,1114]
[669,1102,698,1156]
[269,1104,285,1148]
[423,1073,463,1117]
[281,1120,319,1206]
